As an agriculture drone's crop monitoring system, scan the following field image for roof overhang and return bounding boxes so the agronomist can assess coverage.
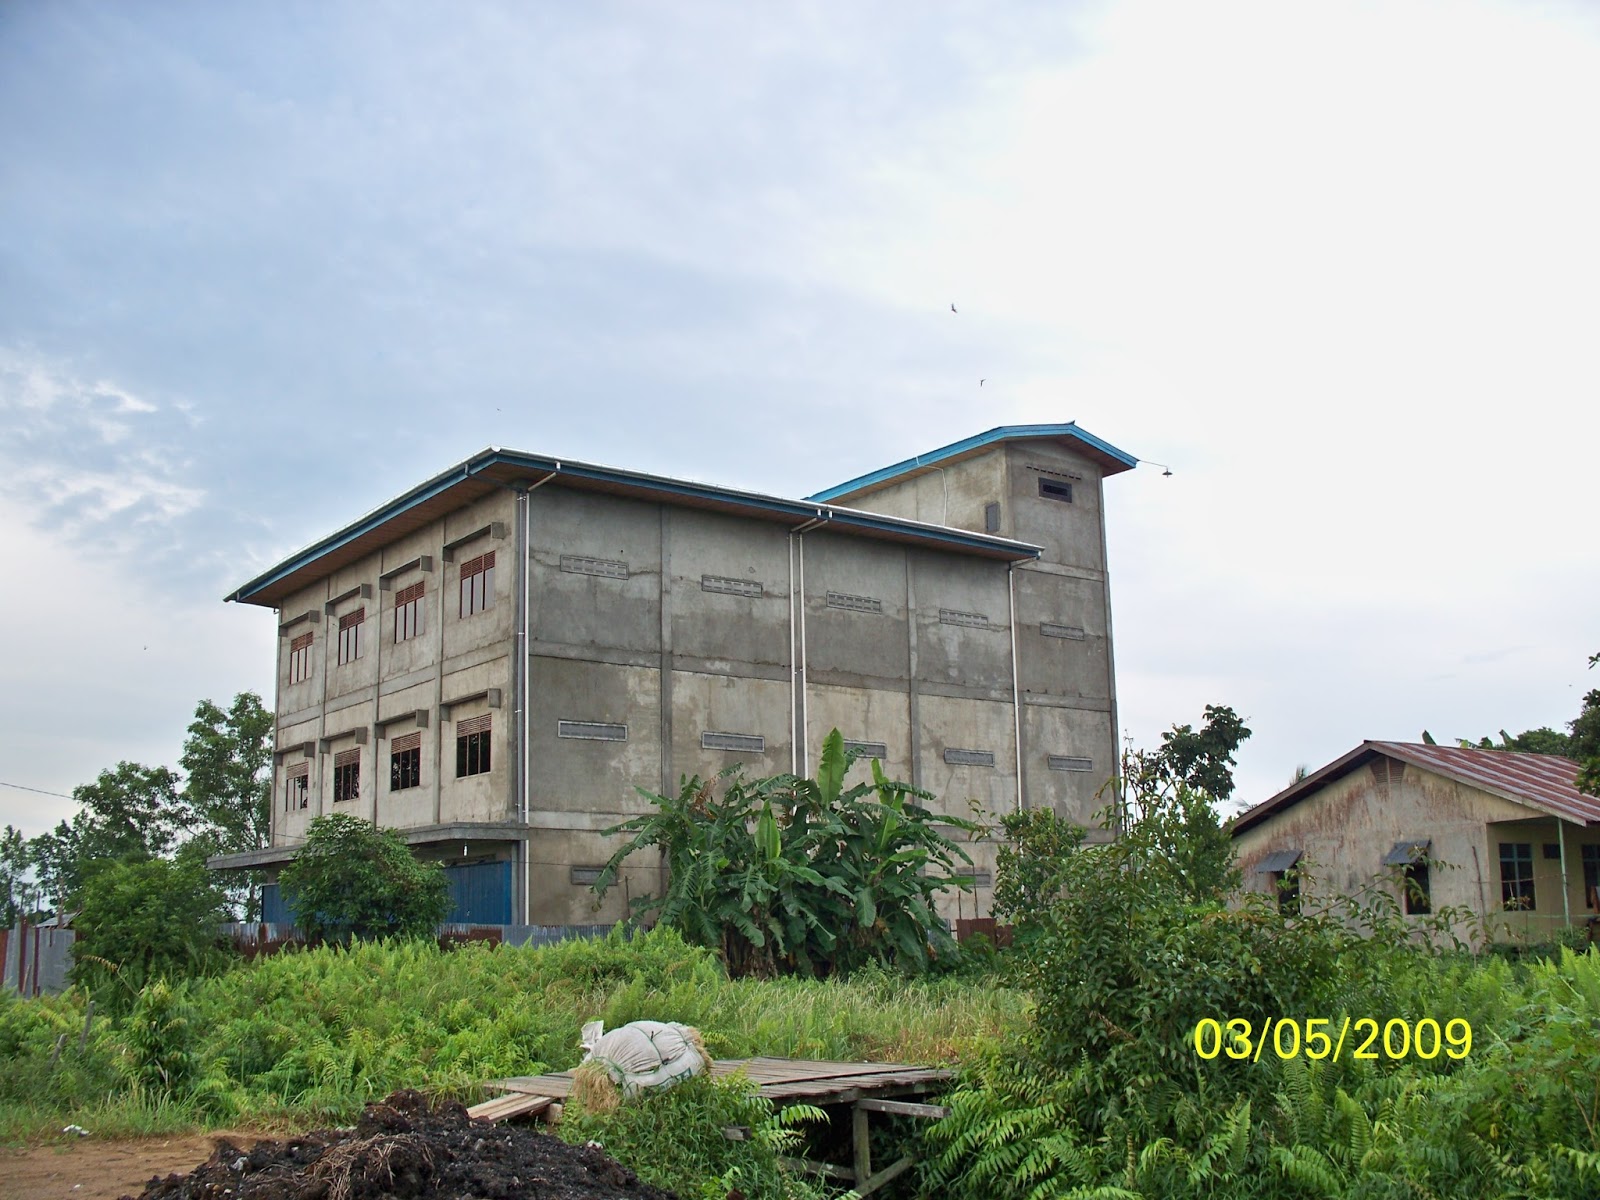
[228,449,1043,609]
[207,822,540,872]
[806,422,1139,504]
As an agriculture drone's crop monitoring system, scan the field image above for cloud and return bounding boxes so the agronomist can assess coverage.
[0,348,210,568]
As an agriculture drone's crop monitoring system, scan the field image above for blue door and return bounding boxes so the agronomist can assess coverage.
[443,861,512,925]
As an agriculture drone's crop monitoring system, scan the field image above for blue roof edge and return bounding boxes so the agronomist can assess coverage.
[805,422,1138,502]
[227,448,1042,604]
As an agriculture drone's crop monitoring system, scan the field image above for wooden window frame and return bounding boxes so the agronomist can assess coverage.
[1499,842,1535,910]
[288,632,313,684]
[333,748,361,803]
[456,714,492,778]
[337,608,365,665]
[394,581,425,644]
[459,551,496,618]
[390,730,422,791]
[285,764,309,812]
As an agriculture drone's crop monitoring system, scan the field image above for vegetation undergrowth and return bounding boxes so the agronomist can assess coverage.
[0,925,1025,1151]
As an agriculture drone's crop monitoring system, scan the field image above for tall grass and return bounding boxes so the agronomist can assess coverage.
[0,927,1025,1145]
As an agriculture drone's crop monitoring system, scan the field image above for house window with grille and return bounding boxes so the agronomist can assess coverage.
[459,551,495,617]
[288,632,313,684]
[1583,845,1600,911]
[337,608,365,665]
[390,731,422,791]
[285,764,309,811]
[456,714,492,777]
[1499,842,1535,910]
[394,582,425,643]
[333,748,360,803]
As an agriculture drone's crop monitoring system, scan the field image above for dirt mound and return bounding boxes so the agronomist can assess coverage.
[119,1090,677,1200]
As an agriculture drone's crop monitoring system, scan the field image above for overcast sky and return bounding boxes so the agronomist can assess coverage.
[3,0,1597,838]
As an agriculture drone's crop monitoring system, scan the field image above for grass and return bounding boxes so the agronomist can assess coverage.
[0,927,1025,1147]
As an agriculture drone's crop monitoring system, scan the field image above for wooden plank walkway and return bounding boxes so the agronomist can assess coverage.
[490,1056,953,1105]
[475,1056,955,1197]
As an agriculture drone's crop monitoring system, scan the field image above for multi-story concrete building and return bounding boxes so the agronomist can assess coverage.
[215,423,1136,927]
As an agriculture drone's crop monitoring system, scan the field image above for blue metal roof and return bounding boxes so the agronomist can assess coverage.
[227,446,1044,606]
[806,423,1138,503]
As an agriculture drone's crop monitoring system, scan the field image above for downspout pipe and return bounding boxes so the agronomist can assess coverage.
[791,512,830,773]
[1008,562,1023,813]
[465,459,558,926]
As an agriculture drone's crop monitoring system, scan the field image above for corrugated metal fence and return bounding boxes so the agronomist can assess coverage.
[2,921,77,997]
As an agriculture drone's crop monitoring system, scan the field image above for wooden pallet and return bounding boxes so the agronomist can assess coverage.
[476,1057,953,1196]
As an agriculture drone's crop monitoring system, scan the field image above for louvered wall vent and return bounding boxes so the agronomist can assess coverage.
[703,731,765,753]
[940,608,990,629]
[702,575,763,598]
[944,748,996,767]
[1041,622,1087,640]
[570,866,604,886]
[1048,755,1094,772]
[970,870,993,888]
[559,721,628,742]
[561,555,628,579]
[826,591,882,614]
[843,740,889,760]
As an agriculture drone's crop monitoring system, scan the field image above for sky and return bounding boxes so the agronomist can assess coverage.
[2,0,1597,838]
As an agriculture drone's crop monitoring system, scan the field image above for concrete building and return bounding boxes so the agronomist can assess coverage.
[214,423,1136,927]
[1232,741,1600,942]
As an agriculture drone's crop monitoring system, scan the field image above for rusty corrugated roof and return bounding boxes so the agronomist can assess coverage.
[1231,741,1595,836]
[1369,741,1598,824]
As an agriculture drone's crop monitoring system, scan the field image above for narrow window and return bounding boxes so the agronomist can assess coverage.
[984,502,1001,533]
[1271,868,1300,916]
[285,764,309,811]
[1403,860,1431,914]
[1038,478,1074,503]
[333,748,361,803]
[288,632,313,684]
[1582,845,1600,910]
[337,608,365,665]
[456,714,492,777]
[394,582,425,643]
[390,731,422,791]
[1499,842,1535,910]
[459,551,496,617]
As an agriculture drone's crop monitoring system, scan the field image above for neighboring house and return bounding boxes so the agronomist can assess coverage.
[1232,741,1599,942]
[211,423,1136,928]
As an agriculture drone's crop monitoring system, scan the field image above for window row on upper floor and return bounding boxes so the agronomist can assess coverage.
[286,552,496,682]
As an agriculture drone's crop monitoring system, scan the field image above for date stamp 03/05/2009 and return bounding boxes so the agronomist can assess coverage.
[1193,1017,1473,1063]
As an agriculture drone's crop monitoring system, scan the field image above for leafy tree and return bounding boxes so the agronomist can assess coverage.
[595,729,977,977]
[180,693,272,855]
[181,692,273,917]
[991,807,1084,943]
[26,762,187,907]
[278,813,450,945]
[69,856,231,1012]
[1129,703,1253,803]
[0,824,30,925]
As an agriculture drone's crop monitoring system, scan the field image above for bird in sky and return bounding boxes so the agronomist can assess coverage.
[950,303,957,313]
[979,378,986,386]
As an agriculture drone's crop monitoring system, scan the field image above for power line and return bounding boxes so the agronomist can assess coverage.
[0,780,75,800]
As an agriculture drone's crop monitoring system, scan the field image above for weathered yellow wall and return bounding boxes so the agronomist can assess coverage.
[1233,757,1600,943]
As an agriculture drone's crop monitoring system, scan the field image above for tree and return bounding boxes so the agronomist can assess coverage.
[180,693,272,855]
[0,825,29,925]
[278,813,450,945]
[595,729,977,977]
[1127,703,1253,803]
[181,692,273,917]
[27,762,186,906]
[69,856,231,1012]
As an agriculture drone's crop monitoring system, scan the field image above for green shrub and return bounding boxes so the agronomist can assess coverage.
[278,813,449,944]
